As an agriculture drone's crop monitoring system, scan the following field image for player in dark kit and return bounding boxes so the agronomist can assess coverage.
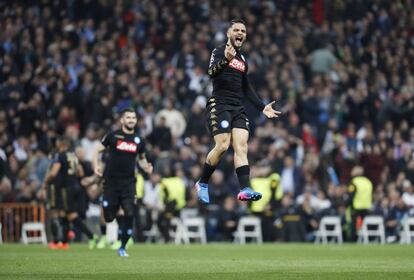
[43,137,97,249]
[93,108,153,257]
[195,19,281,203]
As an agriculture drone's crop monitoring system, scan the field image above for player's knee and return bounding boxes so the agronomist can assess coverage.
[104,214,115,223]
[123,206,135,218]
[103,209,116,223]
[215,138,230,154]
[234,141,248,155]
[67,212,78,221]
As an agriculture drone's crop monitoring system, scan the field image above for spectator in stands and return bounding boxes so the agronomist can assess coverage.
[217,196,239,241]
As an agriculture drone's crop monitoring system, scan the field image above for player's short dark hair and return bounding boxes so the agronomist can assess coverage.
[229,18,246,29]
[56,136,71,148]
[120,107,136,117]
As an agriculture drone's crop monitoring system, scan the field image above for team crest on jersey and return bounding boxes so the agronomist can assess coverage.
[221,120,230,128]
[228,58,246,72]
[134,136,141,144]
[116,140,137,153]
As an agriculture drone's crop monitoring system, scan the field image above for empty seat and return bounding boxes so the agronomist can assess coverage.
[358,216,385,244]
[21,222,47,245]
[400,217,414,244]
[180,208,199,220]
[234,216,263,244]
[182,217,207,244]
[315,216,343,244]
[169,217,188,244]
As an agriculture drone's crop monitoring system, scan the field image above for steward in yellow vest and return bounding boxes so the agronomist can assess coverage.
[160,177,186,212]
[250,173,282,241]
[348,176,373,210]
[347,166,373,241]
[158,176,187,242]
[135,173,145,201]
[250,173,282,214]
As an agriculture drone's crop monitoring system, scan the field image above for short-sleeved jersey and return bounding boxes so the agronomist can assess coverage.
[52,152,79,188]
[101,129,145,179]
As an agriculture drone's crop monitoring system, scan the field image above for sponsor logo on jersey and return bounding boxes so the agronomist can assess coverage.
[116,140,137,153]
[228,58,246,72]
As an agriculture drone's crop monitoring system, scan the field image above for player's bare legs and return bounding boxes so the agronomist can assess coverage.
[232,128,262,201]
[196,133,231,203]
[232,128,249,168]
[206,133,231,166]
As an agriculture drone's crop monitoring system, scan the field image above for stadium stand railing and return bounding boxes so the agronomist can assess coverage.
[0,203,46,243]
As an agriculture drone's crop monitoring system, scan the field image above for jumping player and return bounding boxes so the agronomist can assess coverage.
[195,19,281,204]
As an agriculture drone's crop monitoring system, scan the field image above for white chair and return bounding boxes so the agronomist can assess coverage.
[400,217,414,244]
[234,216,263,244]
[358,216,385,244]
[314,216,343,244]
[21,222,47,245]
[169,217,188,244]
[181,217,207,244]
[180,208,199,220]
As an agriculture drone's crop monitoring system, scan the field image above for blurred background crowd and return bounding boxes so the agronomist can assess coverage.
[1,0,414,243]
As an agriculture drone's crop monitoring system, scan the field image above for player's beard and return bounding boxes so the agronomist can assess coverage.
[123,123,136,133]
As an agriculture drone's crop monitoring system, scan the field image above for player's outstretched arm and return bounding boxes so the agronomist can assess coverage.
[263,101,282,118]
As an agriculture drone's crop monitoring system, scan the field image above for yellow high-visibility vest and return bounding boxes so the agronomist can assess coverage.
[135,173,144,199]
[160,177,186,210]
[250,173,282,213]
[351,176,373,210]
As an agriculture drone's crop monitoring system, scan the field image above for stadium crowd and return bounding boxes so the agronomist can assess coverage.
[1,0,414,243]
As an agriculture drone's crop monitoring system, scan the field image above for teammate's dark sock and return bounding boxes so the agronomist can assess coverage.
[51,217,62,243]
[120,215,133,250]
[116,215,125,240]
[72,217,93,239]
[200,163,216,184]
[59,217,69,243]
[236,165,250,189]
[100,224,107,236]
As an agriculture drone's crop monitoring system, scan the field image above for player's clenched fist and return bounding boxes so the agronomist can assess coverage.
[225,42,236,61]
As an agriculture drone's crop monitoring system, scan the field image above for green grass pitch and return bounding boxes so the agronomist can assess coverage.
[1,244,414,279]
